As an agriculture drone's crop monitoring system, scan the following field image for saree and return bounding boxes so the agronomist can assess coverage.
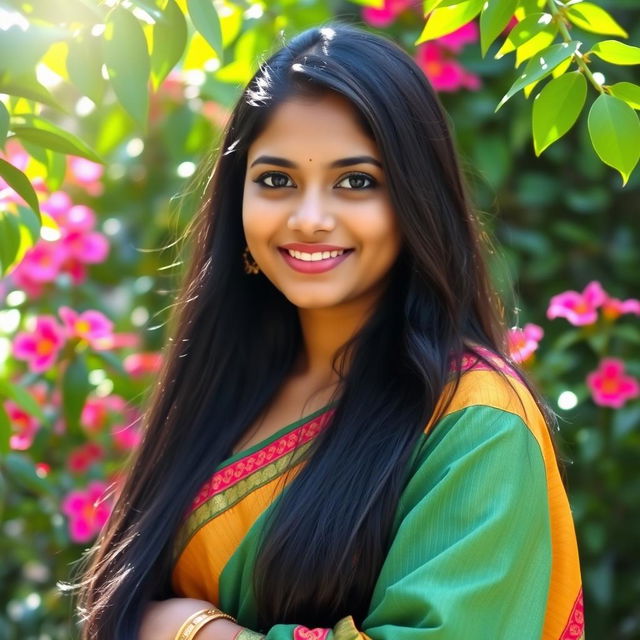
[171,349,585,639]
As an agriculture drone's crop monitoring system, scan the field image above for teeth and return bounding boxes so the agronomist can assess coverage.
[287,249,345,261]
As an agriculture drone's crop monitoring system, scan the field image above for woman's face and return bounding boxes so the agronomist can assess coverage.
[243,92,402,311]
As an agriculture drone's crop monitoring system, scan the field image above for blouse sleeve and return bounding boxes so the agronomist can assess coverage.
[235,403,554,640]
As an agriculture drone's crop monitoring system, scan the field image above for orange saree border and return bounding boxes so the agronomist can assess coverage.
[430,363,584,640]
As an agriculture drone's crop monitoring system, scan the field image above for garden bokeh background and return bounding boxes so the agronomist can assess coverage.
[0,0,639,638]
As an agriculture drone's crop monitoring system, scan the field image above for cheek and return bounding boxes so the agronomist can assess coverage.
[352,204,401,257]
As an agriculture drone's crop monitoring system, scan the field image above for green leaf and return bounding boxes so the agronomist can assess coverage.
[3,453,53,495]
[45,150,67,191]
[588,94,640,186]
[151,0,188,89]
[497,41,581,110]
[423,0,443,10]
[515,25,557,67]
[0,379,46,422]
[94,104,135,156]
[566,3,628,38]
[130,0,167,21]
[480,0,517,57]
[11,114,103,163]
[0,25,67,76]
[0,405,9,456]
[533,71,587,155]
[416,0,483,43]
[608,82,640,110]
[0,101,8,148]
[187,0,223,61]
[0,158,41,219]
[0,211,21,273]
[349,0,384,6]
[494,13,553,59]
[67,33,106,104]
[589,40,640,65]
[0,73,65,111]
[62,354,92,434]
[103,7,151,126]
[16,205,42,245]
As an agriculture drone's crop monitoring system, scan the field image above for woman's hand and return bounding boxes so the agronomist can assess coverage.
[138,597,215,640]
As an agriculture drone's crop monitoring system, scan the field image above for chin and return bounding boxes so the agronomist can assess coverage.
[283,290,345,310]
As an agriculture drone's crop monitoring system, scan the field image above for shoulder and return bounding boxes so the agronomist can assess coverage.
[421,345,556,471]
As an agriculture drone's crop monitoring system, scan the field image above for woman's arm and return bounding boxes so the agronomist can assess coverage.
[139,598,242,640]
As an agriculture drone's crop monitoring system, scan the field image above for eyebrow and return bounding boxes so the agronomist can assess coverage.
[249,155,383,169]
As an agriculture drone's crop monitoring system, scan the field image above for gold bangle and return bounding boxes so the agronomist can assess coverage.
[174,607,237,640]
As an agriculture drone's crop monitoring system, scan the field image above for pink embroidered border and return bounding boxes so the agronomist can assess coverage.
[293,626,330,640]
[189,346,518,513]
[189,409,335,511]
[559,589,585,639]
[456,345,523,382]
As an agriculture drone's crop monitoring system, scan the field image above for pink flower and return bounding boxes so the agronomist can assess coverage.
[68,442,105,474]
[64,231,110,264]
[80,394,127,433]
[61,481,112,543]
[58,306,114,348]
[12,315,66,373]
[41,191,73,218]
[508,323,544,363]
[437,21,479,53]
[586,358,640,408]
[67,157,104,196]
[92,332,141,351]
[4,400,40,450]
[602,296,640,320]
[362,0,412,27]
[111,421,142,451]
[416,42,481,92]
[123,352,163,377]
[546,281,607,326]
[12,241,68,283]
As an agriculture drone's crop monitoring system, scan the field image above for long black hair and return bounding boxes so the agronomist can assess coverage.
[70,23,555,638]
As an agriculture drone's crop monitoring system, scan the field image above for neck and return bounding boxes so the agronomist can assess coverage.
[294,297,377,386]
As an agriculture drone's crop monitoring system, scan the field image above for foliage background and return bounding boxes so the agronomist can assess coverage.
[0,0,639,638]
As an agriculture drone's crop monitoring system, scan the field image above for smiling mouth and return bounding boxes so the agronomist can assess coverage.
[282,248,353,262]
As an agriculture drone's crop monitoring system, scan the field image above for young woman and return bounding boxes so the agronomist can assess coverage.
[72,24,584,640]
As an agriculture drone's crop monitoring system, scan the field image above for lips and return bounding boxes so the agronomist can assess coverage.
[278,247,354,274]
[279,243,352,253]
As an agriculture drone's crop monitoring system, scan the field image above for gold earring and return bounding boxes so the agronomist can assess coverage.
[242,246,260,274]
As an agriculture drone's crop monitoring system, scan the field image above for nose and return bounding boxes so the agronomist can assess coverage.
[287,189,335,235]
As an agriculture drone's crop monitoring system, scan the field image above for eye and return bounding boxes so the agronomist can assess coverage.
[254,172,295,189]
[335,172,377,190]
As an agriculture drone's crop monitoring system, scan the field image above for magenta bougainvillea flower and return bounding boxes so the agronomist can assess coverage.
[415,22,481,92]
[9,192,109,296]
[508,323,544,363]
[362,0,413,27]
[4,400,40,450]
[12,241,68,284]
[111,421,142,451]
[12,315,66,373]
[416,42,481,91]
[602,296,640,320]
[546,281,607,326]
[61,481,112,543]
[437,20,480,53]
[586,358,640,408]
[123,352,163,377]
[67,156,104,196]
[80,394,127,433]
[68,442,105,474]
[58,305,114,348]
